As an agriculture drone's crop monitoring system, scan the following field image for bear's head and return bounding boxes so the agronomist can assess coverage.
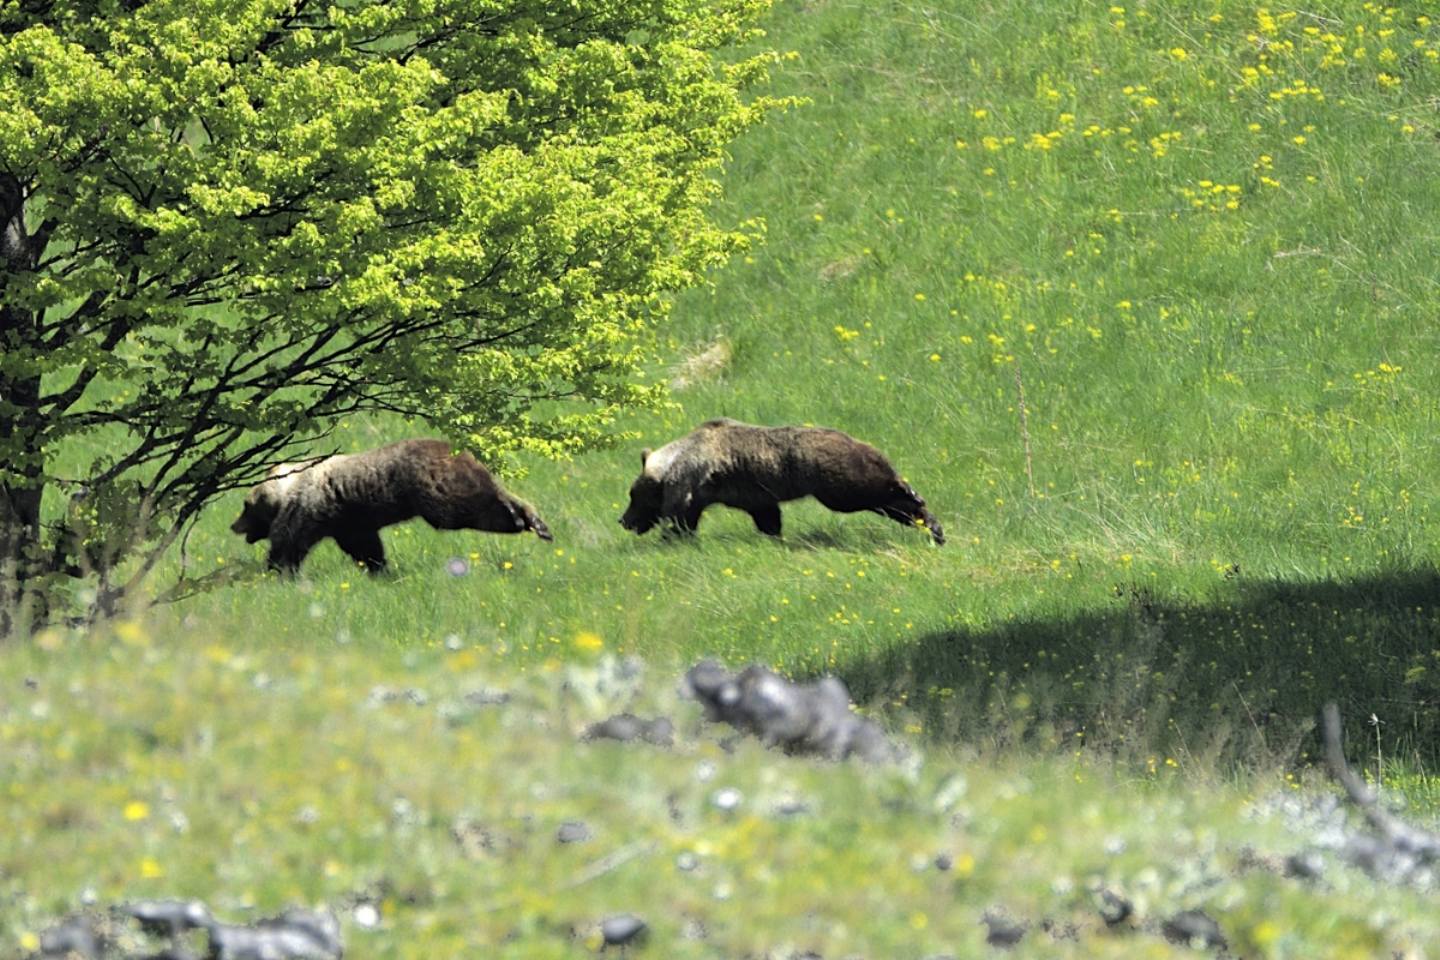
[619,451,664,534]
[230,488,280,543]
[230,464,301,543]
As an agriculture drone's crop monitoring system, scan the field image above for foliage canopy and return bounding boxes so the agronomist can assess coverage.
[0,0,780,624]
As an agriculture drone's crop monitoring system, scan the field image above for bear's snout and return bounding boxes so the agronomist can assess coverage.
[232,517,265,544]
[230,515,260,542]
[618,513,648,533]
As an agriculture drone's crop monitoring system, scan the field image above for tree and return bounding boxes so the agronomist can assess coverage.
[0,0,781,631]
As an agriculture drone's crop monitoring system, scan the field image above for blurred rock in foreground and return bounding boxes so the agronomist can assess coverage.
[685,661,896,762]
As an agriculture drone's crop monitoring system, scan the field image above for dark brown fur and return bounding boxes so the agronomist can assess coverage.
[619,418,944,544]
[231,439,552,575]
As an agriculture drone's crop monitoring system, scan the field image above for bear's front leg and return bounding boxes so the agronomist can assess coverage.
[747,504,783,537]
[335,528,388,574]
[661,489,706,536]
[266,508,324,575]
[664,504,707,537]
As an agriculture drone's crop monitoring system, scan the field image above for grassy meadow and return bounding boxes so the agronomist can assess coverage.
[8,0,1440,955]
[134,0,1440,766]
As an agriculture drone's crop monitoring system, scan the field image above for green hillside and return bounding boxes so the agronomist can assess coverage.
[136,0,1440,766]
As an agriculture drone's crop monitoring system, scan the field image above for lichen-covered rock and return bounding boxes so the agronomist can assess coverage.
[207,909,341,960]
[685,661,895,762]
[30,900,341,960]
[600,914,648,947]
[122,901,213,938]
[1161,910,1227,951]
[582,713,674,747]
[39,915,107,958]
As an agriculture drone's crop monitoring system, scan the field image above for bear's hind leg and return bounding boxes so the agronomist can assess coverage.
[747,504,783,537]
[335,528,388,575]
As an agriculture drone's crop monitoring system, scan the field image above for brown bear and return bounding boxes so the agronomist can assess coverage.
[231,439,552,575]
[619,418,944,544]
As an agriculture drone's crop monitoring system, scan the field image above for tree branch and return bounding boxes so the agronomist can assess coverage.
[1322,703,1440,862]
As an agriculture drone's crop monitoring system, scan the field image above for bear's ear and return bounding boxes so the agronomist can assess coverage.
[640,448,652,469]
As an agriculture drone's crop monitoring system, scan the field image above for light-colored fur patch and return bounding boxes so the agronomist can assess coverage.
[267,463,302,497]
[642,442,684,479]
[265,457,338,499]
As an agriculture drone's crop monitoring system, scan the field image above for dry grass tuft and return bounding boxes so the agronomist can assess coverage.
[669,337,733,390]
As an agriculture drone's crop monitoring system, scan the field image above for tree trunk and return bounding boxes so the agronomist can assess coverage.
[0,429,44,638]
[1,172,46,637]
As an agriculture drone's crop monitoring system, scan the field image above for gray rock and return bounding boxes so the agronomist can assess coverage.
[600,914,647,947]
[35,902,341,960]
[259,910,341,957]
[772,797,810,818]
[557,821,592,844]
[1097,889,1132,927]
[981,910,1026,947]
[685,662,895,762]
[122,900,214,937]
[1284,850,1324,880]
[39,916,105,958]
[462,687,510,707]
[207,925,321,960]
[207,909,341,960]
[583,713,673,747]
[1161,910,1227,950]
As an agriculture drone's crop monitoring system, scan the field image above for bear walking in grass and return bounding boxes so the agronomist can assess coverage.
[619,418,944,544]
[231,439,552,575]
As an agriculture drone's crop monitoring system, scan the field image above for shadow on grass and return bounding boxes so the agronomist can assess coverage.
[784,529,852,551]
[829,567,1440,769]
